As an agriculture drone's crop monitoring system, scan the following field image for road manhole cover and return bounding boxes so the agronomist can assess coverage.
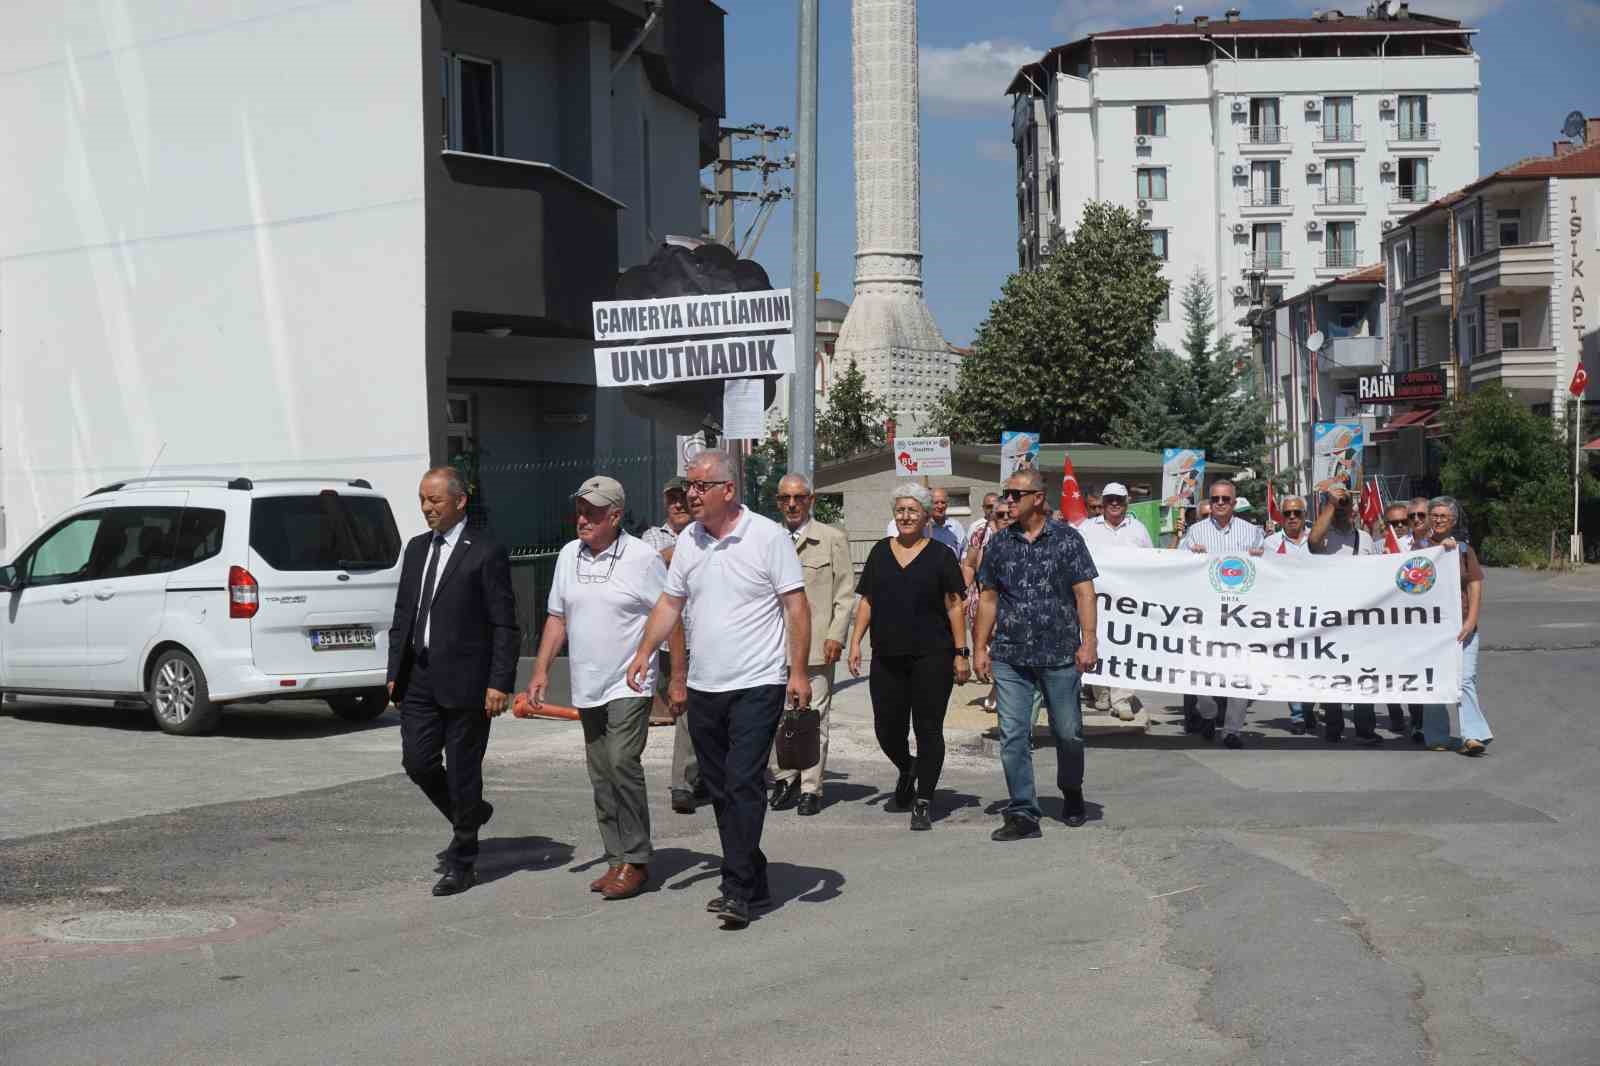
[36,910,236,944]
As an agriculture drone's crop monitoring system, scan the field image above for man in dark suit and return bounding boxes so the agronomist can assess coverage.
[387,466,519,896]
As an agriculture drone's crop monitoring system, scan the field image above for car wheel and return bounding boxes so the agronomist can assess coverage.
[149,649,222,736]
[328,686,392,722]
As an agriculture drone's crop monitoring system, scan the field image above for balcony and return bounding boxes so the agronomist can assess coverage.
[1238,126,1292,153]
[1468,346,1559,395]
[1313,123,1365,151]
[1242,250,1294,277]
[1388,122,1440,151]
[1317,248,1363,274]
[1237,187,1292,215]
[1322,335,1384,373]
[1465,242,1555,294]
[1315,185,1365,214]
[1390,185,1435,212]
[1400,267,1453,313]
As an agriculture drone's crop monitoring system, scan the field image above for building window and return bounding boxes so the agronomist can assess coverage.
[445,393,476,462]
[1136,167,1167,200]
[1396,94,1430,140]
[1460,311,1476,363]
[1136,105,1167,137]
[1252,223,1283,269]
[1322,96,1356,142]
[1249,97,1281,144]
[1325,221,1358,269]
[1460,211,1479,258]
[1150,229,1169,260]
[1498,209,1521,248]
[1249,160,1282,206]
[1397,158,1430,204]
[1397,325,1412,370]
[1499,309,1522,350]
[1324,158,1357,205]
[443,52,498,154]
[1134,46,1167,67]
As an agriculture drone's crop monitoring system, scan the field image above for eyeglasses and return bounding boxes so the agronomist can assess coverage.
[577,539,625,584]
[1209,495,1235,504]
[1428,511,1453,521]
[775,493,811,503]
[685,479,730,495]
[1000,488,1041,501]
[893,507,924,518]
[1387,518,1410,527]
[1282,509,1305,517]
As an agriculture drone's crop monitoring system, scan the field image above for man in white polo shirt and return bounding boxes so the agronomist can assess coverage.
[526,475,680,902]
[1075,482,1151,720]
[626,450,811,930]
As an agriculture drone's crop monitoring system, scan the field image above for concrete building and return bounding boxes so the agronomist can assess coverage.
[1008,4,1480,352]
[0,0,725,552]
[832,0,959,432]
[1381,123,1600,420]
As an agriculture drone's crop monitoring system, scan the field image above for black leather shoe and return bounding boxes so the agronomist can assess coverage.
[1223,732,1244,750]
[1201,718,1216,741]
[892,769,915,811]
[796,792,821,816]
[990,814,1042,842]
[713,896,751,928]
[769,778,799,811]
[910,799,932,831]
[1062,788,1087,828]
[706,895,729,913]
[432,867,477,896]
[671,789,695,814]
[1289,721,1308,736]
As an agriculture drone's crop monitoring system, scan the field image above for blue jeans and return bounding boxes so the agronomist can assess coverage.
[993,660,1085,822]
[1422,632,1488,747]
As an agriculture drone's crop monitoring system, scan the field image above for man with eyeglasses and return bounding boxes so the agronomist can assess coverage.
[1307,485,1381,745]
[527,476,676,902]
[1076,482,1152,721]
[959,492,1000,560]
[975,469,1100,839]
[1177,480,1263,743]
[1265,494,1317,734]
[626,450,811,929]
[766,473,854,816]
[1406,497,1431,550]
[641,477,702,813]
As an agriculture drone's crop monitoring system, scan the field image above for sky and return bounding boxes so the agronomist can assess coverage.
[714,0,1600,346]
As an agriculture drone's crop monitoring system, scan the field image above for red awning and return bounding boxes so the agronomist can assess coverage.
[1584,436,1600,452]
[1371,407,1442,441]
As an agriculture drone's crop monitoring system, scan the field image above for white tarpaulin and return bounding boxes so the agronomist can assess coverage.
[1080,546,1463,705]
[595,333,795,387]
[592,290,793,343]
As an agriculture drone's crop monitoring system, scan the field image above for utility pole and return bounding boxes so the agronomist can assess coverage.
[788,0,819,480]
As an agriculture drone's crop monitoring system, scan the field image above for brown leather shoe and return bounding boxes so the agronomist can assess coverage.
[601,863,649,900]
[589,865,622,893]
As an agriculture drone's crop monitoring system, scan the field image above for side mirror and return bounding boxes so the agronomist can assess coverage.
[0,564,20,592]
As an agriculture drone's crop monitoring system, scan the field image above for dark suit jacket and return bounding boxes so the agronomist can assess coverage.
[387,525,519,709]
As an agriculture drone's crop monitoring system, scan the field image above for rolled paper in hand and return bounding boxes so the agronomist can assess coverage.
[511,693,580,720]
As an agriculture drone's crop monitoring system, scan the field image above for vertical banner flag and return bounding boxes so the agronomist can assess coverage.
[1060,453,1088,526]
[1000,432,1040,479]
[1312,421,1365,494]
[894,437,953,477]
[1266,482,1282,526]
[1571,363,1589,397]
[1161,449,1205,509]
[1359,478,1383,528]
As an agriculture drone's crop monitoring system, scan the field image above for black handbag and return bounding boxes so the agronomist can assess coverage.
[775,706,821,770]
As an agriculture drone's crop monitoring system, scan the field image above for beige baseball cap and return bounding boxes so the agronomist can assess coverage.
[573,475,625,508]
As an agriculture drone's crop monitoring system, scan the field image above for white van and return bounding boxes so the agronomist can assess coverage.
[0,476,403,734]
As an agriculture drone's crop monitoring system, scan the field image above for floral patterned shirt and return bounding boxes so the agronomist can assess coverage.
[977,519,1099,667]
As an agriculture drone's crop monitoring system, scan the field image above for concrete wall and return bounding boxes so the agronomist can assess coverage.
[0,0,429,549]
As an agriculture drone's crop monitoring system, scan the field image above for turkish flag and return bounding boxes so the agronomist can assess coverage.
[1060,454,1089,526]
[1266,482,1282,526]
[1572,364,1590,398]
[1384,525,1403,554]
[1359,478,1383,528]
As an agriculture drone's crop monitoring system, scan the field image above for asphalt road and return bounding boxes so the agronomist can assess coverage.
[2,567,1597,1065]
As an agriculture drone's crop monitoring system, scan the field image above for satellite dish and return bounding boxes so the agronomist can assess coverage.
[1564,111,1587,144]
[1306,330,1326,353]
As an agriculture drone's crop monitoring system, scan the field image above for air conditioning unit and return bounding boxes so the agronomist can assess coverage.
[1307,219,1322,232]
[1306,98,1320,112]
[1232,222,1247,234]
[1232,99,1247,114]
[1137,198,1150,210]
[1379,97,1394,110]
[1233,163,1246,176]
[1382,219,1395,231]
[1233,284,1248,298]
[1380,160,1395,174]
[1137,134,1149,146]
[1306,161,1321,175]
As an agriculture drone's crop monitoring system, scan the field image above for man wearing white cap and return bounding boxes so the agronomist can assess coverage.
[527,475,677,902]
[1075,483,1151,719]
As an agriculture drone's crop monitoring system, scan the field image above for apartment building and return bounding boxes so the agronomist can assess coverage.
[1008,3,1479,352]
[0,0,725,550]
[1382,125,1600,419]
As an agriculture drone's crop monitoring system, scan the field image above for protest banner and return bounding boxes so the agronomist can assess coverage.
[1313,421,1364,494]
[1000,431,1039,479]
[1081,546,1463,705]
[1161,448,1205,509]
[594,333,796,387]
[894,436,952,477]
[592,290,793,343]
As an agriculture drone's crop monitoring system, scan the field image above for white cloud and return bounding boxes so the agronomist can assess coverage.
[1052,0,1181,41]
[975,138,1014,161]
[919,40,1040,113]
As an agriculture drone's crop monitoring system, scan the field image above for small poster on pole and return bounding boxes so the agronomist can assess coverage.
[999,431,1040,479]
[721,378,766,439]
[894,436,952,477]
[1161,448,1206,508]
[1312,421,1364,494]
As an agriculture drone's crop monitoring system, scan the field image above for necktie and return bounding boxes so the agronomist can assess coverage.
[414,533,446,651]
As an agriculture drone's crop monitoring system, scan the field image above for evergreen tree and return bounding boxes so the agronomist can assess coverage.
[816,359,894,462]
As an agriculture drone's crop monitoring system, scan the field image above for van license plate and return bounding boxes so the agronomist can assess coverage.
[310,627,375,651]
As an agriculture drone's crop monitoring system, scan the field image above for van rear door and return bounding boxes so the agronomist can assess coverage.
[245,491,402,678]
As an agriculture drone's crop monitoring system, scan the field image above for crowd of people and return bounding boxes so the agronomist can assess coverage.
[383,457,1489,929]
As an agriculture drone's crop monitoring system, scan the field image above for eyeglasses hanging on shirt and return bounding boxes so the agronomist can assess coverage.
[577,538,625,584]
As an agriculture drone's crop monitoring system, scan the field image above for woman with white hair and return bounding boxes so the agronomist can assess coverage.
[848,481,969,830]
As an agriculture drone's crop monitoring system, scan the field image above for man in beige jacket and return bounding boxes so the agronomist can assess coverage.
[769,473,855,816]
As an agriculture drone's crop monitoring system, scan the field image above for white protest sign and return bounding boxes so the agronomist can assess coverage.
[894,436,952,477]
[595,333,795,388]
[592,290,793,343]
[1080,546,1462,705]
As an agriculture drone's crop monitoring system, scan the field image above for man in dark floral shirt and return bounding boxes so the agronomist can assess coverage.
[975,468,1100,839]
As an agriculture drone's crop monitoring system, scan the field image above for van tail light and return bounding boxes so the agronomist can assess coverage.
[228,566,259,619]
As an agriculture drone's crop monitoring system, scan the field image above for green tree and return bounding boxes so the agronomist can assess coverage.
[816,359,894,462]
[741,418,843,525]
[1109,269,1273,497]
[1440,386,1599,565]
[927,201,1168,442]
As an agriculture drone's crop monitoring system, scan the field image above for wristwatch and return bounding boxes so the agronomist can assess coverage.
[954,647,971,657]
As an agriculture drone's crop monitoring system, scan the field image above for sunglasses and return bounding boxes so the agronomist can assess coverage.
[1209,495,1235,504]
[1408,511,1427,519]
[1282,508,1305,517]
[1387,518,1410,527]
[775,493,811,503]
[1000,488,1042,501]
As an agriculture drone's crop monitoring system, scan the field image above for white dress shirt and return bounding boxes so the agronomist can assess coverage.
[417,517,467,649]
[1078,514,1154,550]
[1178,516,1265,553]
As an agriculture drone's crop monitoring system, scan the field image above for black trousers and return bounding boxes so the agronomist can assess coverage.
[687,684,785,904]
[1321,703,1378,740]
[869,653,954,801]
[399,654,492,871]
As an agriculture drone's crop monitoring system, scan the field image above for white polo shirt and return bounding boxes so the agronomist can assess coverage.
[665,506,805,692]
[1263,530,1313,556]
[548,531,666,708]
[1077,514,1154,550]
